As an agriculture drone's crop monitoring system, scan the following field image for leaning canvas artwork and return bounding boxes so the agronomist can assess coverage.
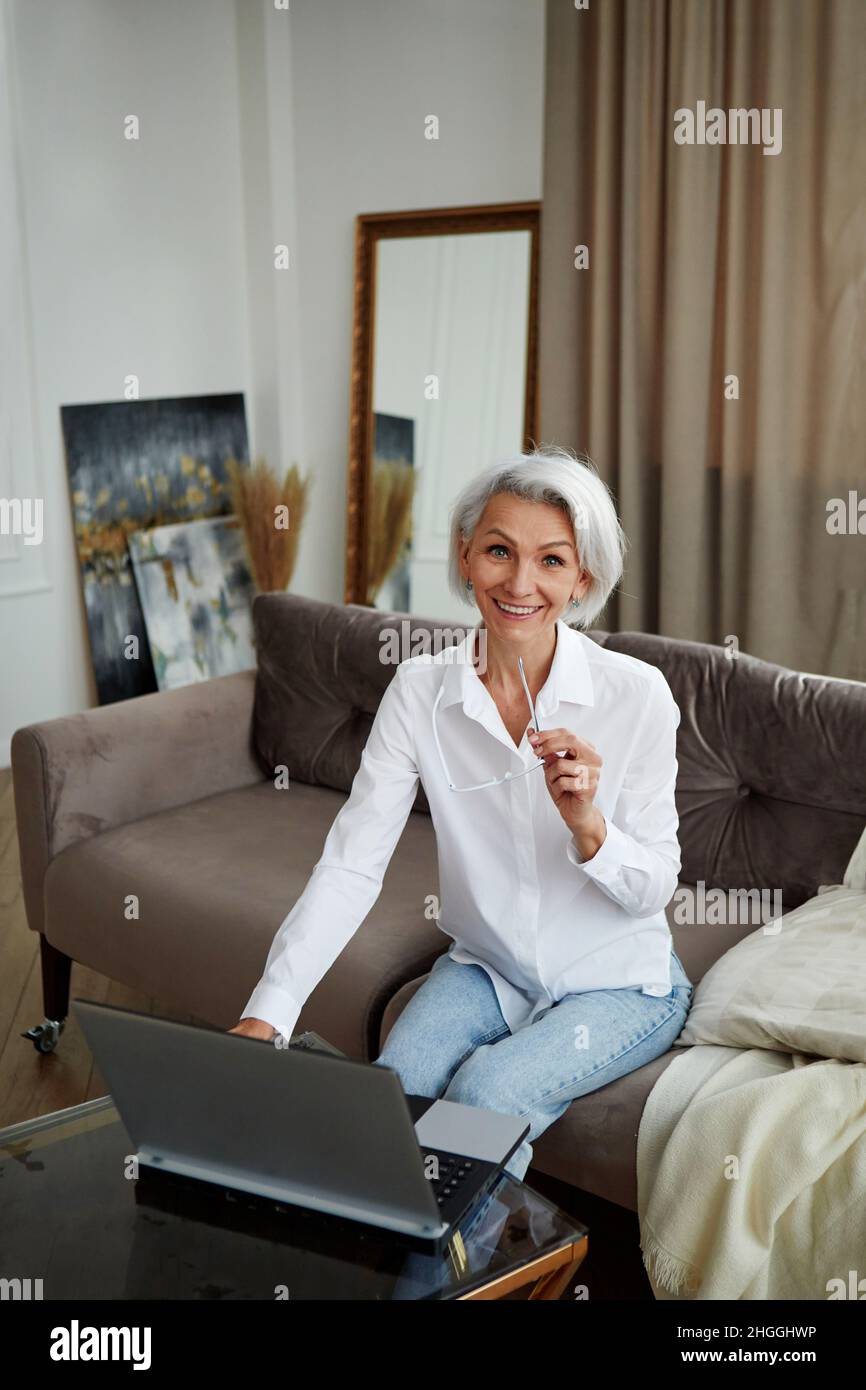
[368,412,415,611]
[128,516,255,690]
[61,393,249,703]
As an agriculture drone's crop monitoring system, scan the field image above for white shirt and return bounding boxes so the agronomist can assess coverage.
[243,618,683,1042]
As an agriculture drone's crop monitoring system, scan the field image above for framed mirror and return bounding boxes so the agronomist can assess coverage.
[345,201,540,613]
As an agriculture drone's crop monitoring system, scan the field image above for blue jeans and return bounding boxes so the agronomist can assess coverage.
[374,948,694,1183]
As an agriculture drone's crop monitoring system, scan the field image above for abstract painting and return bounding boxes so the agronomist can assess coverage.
[61,393,249,703]
[128,516,255,690]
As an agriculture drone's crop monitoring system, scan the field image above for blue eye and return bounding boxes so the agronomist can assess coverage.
[483,542,567,564]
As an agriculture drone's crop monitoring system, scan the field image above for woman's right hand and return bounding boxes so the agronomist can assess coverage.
[227,1017,278,1041]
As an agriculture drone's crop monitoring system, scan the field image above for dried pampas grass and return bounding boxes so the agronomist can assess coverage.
[227,456,311,593]
[366,460,416,604]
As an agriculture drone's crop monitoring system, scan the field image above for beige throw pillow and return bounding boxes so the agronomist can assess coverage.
[674,821,866,1063]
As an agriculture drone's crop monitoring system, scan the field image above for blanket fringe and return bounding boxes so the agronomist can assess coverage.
[641,1231,702,1298]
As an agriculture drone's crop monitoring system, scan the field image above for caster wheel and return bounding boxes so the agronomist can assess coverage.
[22,1019,65,1054]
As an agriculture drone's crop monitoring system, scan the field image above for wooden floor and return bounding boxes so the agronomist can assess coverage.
[0,766,201,1130]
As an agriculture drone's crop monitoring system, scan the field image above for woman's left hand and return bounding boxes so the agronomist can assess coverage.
[527,726,603,838]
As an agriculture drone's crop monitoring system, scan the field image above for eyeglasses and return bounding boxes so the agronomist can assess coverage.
[432,653,546,792]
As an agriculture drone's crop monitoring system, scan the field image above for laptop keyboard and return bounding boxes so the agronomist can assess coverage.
[422,1148,477,1207]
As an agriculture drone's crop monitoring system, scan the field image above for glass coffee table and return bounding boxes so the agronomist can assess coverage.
[0,1097,588,1300]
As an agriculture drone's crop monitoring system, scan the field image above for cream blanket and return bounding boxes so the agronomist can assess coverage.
[637,1043,866,1299]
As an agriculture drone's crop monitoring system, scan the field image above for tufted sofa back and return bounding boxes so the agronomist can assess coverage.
[252,593,866,912]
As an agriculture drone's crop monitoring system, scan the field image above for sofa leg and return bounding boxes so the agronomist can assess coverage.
[21,938,72,1054]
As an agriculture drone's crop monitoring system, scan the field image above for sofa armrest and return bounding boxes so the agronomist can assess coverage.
[11,669,263,935]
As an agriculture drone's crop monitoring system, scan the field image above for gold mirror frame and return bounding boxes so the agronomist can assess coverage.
[344,200,541,605]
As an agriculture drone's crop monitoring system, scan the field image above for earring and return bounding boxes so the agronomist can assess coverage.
[570,596,580,607]
[466,580,473,593]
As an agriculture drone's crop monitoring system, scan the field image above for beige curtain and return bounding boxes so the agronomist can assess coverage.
[540,0,865,679]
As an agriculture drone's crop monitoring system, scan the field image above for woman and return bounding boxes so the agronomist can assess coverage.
[230,446,693,1183]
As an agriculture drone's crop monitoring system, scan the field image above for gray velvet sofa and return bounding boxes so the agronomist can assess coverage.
[12,593,866,1211]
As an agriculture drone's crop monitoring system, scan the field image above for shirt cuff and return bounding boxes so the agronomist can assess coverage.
[566,814,625,876]
[241,982,303,1043]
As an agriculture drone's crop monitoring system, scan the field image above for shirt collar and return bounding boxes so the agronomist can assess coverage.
[437,617,595,720]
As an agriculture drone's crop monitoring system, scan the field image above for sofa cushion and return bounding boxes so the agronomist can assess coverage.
[252,593,479,815]
[675,881,866,1063]
[45,780,444,1058]
[593,631,866,913]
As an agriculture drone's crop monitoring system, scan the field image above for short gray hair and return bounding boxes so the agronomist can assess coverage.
[446,445,627,628]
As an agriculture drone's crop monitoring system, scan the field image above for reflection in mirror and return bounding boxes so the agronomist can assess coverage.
[369,232,531,620]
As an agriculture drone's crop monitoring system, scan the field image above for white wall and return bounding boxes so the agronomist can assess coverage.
[0,0,544,762]
[0,0,252,764]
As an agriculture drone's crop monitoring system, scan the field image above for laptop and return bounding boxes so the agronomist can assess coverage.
[73,999,529,1246]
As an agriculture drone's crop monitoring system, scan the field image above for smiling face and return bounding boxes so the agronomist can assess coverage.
[459,493,591,644]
